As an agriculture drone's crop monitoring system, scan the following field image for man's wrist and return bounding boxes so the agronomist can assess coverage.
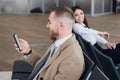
[24,49,32,55]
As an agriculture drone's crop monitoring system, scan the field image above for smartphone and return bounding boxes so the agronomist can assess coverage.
[13,33,23,51]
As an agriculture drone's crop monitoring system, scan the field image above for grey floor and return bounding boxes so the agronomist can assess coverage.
[0,13,120,71]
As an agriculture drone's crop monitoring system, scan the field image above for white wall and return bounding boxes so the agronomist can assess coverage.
[0,0,29,14]
[15,0,29,14]
[1,0,15,14]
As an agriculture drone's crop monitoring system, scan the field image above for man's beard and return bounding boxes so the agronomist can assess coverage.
[50,30,59,41]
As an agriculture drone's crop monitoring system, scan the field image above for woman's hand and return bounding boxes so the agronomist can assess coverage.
[105,42,116,50]
[98,32,110,39]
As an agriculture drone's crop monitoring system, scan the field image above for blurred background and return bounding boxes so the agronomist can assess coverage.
[0,0,119,15]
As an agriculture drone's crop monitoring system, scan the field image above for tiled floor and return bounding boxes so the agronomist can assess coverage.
[0,13,120,71]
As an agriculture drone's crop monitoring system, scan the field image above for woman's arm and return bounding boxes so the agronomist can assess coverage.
[73,23,98,34]
[95,35,116,49]
[73,23,110,39]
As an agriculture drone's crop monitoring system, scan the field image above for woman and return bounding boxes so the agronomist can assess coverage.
[72,5,120,64]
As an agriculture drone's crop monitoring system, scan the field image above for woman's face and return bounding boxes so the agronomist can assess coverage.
[74,9,85,23]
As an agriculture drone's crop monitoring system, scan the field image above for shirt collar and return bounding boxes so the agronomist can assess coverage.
[54,34,72,48]
[81,23,86,27]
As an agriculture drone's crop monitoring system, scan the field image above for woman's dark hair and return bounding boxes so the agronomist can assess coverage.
[71,5,89,28]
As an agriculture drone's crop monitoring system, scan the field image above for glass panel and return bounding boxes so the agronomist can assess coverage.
[59,0,73,7]
[104,0,112,12]
[76,0,91,14]
[94,0,102,14]
[44,0,56,13]
[0,0,1,14]
[15,0,29,14]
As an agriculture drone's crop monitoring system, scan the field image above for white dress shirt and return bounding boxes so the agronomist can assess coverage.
[73,23,107,45]
[54,34,72,48]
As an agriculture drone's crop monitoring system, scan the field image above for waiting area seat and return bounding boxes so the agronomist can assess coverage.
[11,50,109,80]
[11,60,33,80]
[80,52,94,80]
[93,47,120,80]
[80,52,109,80]
[75,33,102,70]
[89,66,109,80]
[75,33,120,80]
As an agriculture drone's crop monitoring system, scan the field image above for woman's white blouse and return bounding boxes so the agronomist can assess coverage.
[73,23,107,45]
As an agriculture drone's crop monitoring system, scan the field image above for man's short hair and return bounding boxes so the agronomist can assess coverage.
[52,6,75,21]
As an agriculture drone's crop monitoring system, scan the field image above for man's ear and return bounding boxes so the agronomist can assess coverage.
[59,21,64,29]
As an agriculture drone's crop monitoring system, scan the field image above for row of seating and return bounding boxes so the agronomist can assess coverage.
[11,33,120,80]
[75,33,120,80]
[11,46,110,80]
[80,52,109,80]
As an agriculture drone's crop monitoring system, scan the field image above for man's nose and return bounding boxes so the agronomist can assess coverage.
[46,24,49,29]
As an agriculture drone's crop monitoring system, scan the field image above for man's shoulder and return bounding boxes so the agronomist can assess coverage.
[65,35,82,51]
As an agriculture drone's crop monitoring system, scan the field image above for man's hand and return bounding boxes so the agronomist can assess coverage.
[14,39,31,55]
[98,32,110,39]
[105,42,116,50]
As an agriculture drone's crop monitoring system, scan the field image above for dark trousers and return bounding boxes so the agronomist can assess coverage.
[94,43,120,65]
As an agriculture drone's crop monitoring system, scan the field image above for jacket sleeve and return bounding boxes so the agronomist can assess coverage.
[23,50,41,67]
[95,34,107,45]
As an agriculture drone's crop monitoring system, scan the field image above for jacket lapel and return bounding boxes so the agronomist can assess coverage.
[42,34,75,71]
[31,43,53,75]
[40,35,76,78]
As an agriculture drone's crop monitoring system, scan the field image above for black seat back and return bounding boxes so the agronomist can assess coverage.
[12,60,33,80]
[75,33,88,54]
[89,66,109,80]
[75,33,102,70]
[93,46,120,80]
[80,53,94,80]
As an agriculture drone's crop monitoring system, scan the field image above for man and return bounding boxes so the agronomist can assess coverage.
[14,6,85,80]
